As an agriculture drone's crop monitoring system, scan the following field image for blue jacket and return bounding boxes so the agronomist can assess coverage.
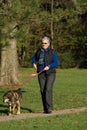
[32,47,58,73]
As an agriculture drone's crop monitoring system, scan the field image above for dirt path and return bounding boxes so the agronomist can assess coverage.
[0,107,87,122]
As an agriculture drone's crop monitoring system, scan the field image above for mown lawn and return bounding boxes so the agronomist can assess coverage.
[0,112,87,130]
[0,68,87,130]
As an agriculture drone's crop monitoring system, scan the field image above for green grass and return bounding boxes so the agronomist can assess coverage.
[54,69,87,109]
[0,112,87,130]
[0,68,87,129]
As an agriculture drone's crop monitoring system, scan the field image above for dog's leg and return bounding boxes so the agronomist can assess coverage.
[12,104,16,114]
[9,105,12,116]
[16,101,20,115]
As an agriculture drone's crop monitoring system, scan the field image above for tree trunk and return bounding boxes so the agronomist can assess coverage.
[0,38,19,86]
[51,0,54,49]
[51,0,53,40]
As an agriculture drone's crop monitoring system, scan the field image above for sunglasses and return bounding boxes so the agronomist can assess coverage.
[42,42,48,45]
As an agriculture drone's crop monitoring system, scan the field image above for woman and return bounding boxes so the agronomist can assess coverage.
[32,36,58,113]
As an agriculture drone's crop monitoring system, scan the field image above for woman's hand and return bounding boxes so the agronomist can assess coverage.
[33,64,37,69]
[44,66,49,71]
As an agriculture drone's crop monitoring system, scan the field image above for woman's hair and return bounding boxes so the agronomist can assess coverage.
[42,36,51,44]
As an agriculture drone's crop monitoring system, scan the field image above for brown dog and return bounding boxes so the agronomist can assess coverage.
[3,88,22,115]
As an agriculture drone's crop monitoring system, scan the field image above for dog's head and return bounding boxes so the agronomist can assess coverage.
[3,91,12,105]
[3,88,22,105]
[3,96,9,103]
[3,95,12,106]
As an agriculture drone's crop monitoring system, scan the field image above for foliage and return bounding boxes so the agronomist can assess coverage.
[0,0,87,68]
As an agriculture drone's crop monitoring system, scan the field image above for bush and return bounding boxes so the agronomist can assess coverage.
[58,52,74,68]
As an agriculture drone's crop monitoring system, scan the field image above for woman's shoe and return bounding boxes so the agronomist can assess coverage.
[44,110,52,114]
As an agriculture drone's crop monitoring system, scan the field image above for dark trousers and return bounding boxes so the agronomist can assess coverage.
[38,72,56,112]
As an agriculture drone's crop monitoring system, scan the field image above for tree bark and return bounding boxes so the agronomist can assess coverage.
[51,0,53,41]
[0,38,19,86]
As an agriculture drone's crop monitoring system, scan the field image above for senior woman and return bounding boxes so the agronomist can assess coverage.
[32,36,58,114]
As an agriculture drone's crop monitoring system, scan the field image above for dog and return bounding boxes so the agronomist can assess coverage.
[3,88,22,115]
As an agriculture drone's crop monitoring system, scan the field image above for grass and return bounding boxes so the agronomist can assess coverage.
[0,68,87,130]
[54,69,87,109]
[0,112,87,130]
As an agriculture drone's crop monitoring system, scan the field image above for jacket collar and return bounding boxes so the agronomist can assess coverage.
[40,46,51,52]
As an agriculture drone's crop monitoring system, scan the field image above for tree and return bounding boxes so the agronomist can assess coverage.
[0,0,87,72]
[0,0,41,84]
[0,0,19,85]
[1,38,19,85]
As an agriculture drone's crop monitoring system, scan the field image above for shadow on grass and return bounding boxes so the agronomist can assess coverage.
[0,103,33,115]
[0,104,8,115]
[21,107,33,113]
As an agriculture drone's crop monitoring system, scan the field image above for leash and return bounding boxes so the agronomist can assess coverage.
[16,70,44,88]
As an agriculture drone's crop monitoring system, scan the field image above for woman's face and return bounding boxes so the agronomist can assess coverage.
[42,40,50,49]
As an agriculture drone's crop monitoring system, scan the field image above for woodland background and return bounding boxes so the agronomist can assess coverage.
[0,0,87,85]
